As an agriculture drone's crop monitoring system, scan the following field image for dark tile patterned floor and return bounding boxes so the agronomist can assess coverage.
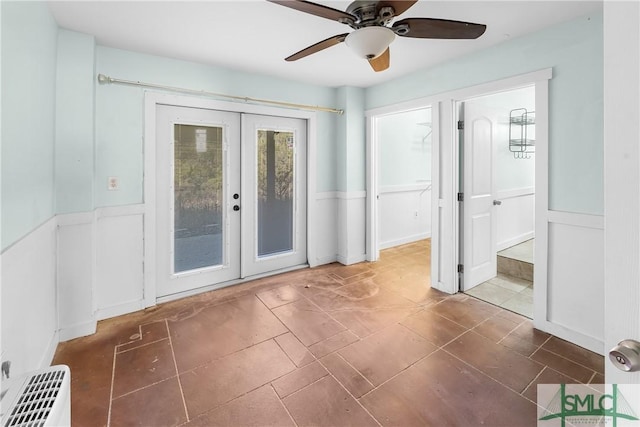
[53,239,604,426]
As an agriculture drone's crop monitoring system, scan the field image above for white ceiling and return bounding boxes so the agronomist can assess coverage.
[48,0,602,88]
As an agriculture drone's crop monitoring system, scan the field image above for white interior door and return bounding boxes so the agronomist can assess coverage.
[604,0,640,383]
[241,114,307,277]
[156,105,241,298]
[461,101,499,291]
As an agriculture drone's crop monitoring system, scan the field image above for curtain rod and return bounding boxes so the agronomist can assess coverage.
[97,74,343,115]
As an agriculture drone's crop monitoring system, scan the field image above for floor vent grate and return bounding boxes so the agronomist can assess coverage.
[3,368,67,427]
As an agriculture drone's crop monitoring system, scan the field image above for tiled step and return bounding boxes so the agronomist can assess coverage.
[497,255,533,281]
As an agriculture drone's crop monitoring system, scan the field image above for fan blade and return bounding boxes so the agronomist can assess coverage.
[267,0,355,23]
[368,47,390,72]
[376,1,417,17]
[394,18,486,39]
[286,33,349,61]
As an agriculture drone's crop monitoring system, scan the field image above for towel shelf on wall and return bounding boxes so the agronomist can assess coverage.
[509,108,535,159]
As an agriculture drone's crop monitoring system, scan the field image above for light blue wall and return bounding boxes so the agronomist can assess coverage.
[366,12,604,215]
[55,29,95,214]
[1,1,58,250]
[94,46,339,207]
[1,0,60,379]
[346,88,366,192]
[336,86,366,192]
[0,6,604,243]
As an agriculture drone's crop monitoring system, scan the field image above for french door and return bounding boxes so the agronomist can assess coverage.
[241,114,307,277]
[155,105,307,298]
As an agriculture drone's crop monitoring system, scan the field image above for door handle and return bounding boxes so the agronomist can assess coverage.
[493,200,502,206]
[610,339,640,372]
[233,205,240,211]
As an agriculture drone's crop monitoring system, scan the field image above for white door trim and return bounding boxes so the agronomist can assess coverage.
[452,73,551,322]
[450,71,603,354]
[365,96,440,261]
[143,92,317,307]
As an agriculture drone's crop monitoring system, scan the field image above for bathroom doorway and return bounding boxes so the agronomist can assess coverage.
[458,86,535,318]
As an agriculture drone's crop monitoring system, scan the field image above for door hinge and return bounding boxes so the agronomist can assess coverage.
[457,120,464,130]
[457,192,464,202]
[457,264,464,274]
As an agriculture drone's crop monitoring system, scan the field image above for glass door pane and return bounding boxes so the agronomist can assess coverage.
[241,114,306,278]
[157,105,240,298]
[257,130,294,257]
[173,124,223,273]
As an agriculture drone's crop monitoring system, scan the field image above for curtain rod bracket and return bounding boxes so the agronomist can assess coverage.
[96,73,343,115]
[97,74,112,84]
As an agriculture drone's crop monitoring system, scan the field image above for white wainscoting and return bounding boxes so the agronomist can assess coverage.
[57,212,96,341]
[290,192,351,267]
[1,217,58,377]
[95,205,145,320]
[535,211,604,355]
[336,191,367,265]
[3,191,345,364]
[379,184,431,250]
[314,193,339,266]
[496,187,535,251]
[56,205,146,338]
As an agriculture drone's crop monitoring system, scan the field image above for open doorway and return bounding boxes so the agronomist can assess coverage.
[377,107,432,250]
[367,106,433,296]
[458,86,535,318]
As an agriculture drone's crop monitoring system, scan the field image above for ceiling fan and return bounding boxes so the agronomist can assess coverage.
[268,0,487,72]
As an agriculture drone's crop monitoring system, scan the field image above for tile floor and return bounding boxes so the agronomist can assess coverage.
[466,274,533,318]
[53,239,604,427]
[467,239,534,318]
[499,239,534,264]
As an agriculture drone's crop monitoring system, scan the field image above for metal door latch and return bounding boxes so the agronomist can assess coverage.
[609,339,640,372]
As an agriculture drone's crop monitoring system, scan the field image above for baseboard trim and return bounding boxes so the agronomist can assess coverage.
[336,254,367,266]
[497,231,534,252]
[96,300,146,321]
[314,255,338,266]
[533,318,604,356]
[58,320,97,342]
[380,233,431,250]
[433,281,455,295]
[41,331,60,369]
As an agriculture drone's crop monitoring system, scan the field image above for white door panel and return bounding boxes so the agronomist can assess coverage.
[155,106,308,299]
[241,114,307,278]
[156,105,241,298]
[462,102,499,291]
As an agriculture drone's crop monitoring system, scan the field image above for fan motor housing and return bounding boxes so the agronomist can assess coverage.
[346,1,393,27]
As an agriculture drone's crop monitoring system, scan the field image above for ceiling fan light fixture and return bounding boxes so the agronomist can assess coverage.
[345,26,395,59]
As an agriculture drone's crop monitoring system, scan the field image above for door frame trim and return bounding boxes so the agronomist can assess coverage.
[365,69,551,316]
[365,100,440,292]
[143,92,317,307]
